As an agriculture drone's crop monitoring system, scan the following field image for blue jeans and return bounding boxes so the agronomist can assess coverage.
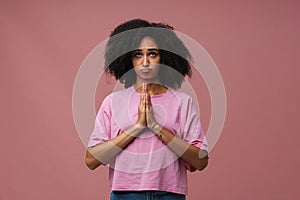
[110,191,186,200]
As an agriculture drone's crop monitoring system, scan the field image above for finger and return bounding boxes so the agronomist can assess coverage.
[146,93,152,112]
[144,92,147,109]
[144,82,148,93]
[142,82,146,95]
[146,91,152,107]
[144,83,152,105]
[145,93,149,109]
[140,93,147,112]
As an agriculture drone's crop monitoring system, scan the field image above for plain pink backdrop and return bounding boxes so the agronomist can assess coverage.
[1,0,299,200]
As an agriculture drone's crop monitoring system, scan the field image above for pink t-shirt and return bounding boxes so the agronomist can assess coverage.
[88,86,208,195]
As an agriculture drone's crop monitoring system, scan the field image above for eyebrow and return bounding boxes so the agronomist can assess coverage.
[135,48,159,51]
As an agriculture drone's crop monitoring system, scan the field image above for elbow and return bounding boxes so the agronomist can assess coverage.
[85,157,97,170]
[85,156,102,170]
[85,151,102,170]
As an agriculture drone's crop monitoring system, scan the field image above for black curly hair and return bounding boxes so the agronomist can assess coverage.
[105,19,192,89]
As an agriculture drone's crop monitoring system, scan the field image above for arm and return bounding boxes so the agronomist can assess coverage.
[86,86,148,170]
[85,124,145,170]
[144,84,208,171]
[151,124,208,171]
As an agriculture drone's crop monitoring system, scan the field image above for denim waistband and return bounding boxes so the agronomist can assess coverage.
[110,190,186,200]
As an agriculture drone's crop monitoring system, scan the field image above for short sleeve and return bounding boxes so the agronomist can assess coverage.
[87,95,112,148]
[180,96,208,171]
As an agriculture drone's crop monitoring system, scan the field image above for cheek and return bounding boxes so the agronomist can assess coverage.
[153,65,160,74]
[132,59,137,67]
[132,57,142,67]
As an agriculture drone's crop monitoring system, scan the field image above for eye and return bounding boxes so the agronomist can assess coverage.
[149,51,158,57]
[133,51,142,58]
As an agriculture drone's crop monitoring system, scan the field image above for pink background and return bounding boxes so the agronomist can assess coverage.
[1,0,300,199]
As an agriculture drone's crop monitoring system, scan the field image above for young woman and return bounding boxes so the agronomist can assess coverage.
[85,19,209,200]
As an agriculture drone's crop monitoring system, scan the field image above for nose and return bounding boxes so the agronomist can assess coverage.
[142,55,149,67]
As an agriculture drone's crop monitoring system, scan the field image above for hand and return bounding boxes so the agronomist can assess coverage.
[136,84,147,128]
[144,84,156,129]
[136,83,157,130]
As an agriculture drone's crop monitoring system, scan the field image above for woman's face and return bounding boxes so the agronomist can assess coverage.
[132,36,161,85]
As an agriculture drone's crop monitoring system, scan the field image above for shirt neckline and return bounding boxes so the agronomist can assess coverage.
[130,85,171,99]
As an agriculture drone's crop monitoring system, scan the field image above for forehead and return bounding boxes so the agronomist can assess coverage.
[137,36,158,49]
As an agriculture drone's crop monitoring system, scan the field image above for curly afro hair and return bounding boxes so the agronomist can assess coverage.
[104,19,192,89]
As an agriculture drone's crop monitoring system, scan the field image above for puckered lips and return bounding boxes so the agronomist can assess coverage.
[140,68,151,73]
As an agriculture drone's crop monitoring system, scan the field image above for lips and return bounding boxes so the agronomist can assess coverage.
[140,69,151,73]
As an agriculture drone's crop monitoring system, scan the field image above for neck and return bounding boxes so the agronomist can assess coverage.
[135,78,160,88]
[134,82,168,96]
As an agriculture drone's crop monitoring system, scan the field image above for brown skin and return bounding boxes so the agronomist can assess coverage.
[86,83,208,171]
[85,124,143,170]
[85,37,208,170]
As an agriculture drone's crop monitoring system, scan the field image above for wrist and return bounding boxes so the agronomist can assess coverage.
[150,122,162,135]
[124,123,145,137]
[134,123,146,131]
[149,121,158,130]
